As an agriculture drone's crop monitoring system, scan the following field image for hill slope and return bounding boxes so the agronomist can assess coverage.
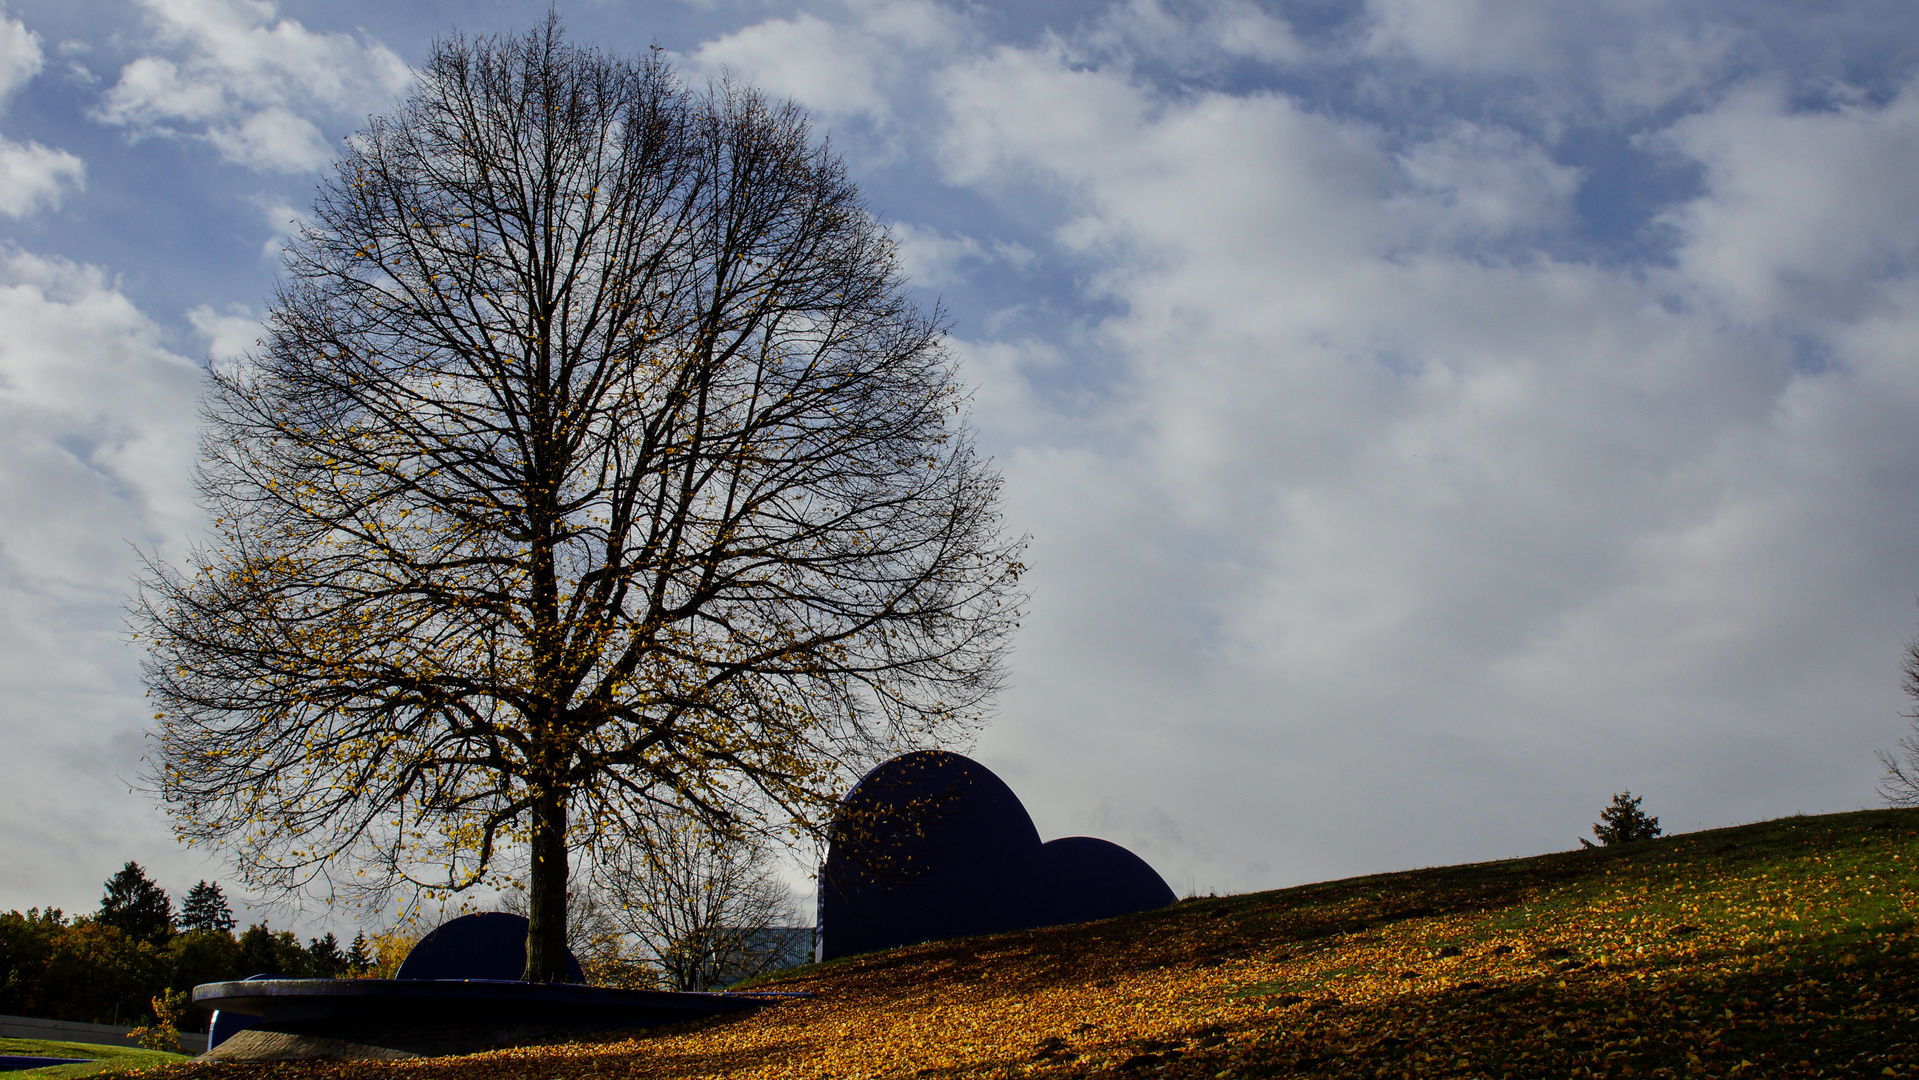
[165,808,1919,1079]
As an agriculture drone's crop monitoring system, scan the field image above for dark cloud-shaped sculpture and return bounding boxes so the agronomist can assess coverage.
[198,913,765,1059]
[396,912,585,982]
[207,913,587,1050]
[818,751,1175,960]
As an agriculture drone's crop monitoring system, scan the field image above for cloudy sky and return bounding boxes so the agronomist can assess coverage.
[3,0,1919,931]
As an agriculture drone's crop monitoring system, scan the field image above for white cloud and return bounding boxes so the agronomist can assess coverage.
[202,103,326,172]
[251,196,304,260]
[0,6,40,101]
[93,0,410,172]
[0,248,203,581]
[692,13,888,118]
[186,301,260,361]
[1591,17,1743,116]
[1659,80,1919,324]
[0,248,213,910]
[0,7,85,218]
[930,33,1919,893]
[889,221,1035,289]
[687,0,966,122]
[1362,0,1559,74]
[1082,0,1305,69]
[947,336,1071,447]
[1392,121,1584,243]
[1359,0,1750,122]
[0,136,82,215]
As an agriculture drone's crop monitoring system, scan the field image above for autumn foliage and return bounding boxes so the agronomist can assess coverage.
[0,911,369,1030]
[137,808,1919,1078]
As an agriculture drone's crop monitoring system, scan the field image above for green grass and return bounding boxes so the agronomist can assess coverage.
[0,1037,191,1076]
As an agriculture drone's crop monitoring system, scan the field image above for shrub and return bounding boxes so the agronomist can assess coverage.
[126,988,189,1052]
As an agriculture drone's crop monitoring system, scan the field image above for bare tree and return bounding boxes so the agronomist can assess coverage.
[133,19,1023,981]
[597,814,800,991]
[1878,632,1919,806]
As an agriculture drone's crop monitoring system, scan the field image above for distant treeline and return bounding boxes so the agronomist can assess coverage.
[0,862,408,1029]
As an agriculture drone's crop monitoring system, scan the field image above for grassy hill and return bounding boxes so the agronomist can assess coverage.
[157,808,1919,1079]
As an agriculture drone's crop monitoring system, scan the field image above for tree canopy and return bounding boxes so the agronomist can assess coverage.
[135,20,1023,980]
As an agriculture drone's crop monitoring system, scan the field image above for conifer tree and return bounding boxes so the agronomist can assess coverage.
[308,932,345,977]
[345,930,373,973]
[236,922,312,977]
[97,861,172,944]
[179,879,235,934]
[1583,790,1662,847]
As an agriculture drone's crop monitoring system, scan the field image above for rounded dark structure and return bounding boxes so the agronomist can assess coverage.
[192,979,770,1061]
[817,751,1176,960]
[396,912,584,982]
[196,912,766,1061]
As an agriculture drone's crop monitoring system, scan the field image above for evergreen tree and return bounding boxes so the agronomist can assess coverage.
[344,931,372,974]
[235,923,311,978]
[307,932,345,978]
[97,861,172,944]
[178,880,235,934]
[1583,790,1663,847]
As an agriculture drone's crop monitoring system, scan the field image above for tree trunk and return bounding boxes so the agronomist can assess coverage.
[523,788,571,982]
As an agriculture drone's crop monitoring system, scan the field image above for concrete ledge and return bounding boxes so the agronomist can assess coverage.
[201,1018,680,1062]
